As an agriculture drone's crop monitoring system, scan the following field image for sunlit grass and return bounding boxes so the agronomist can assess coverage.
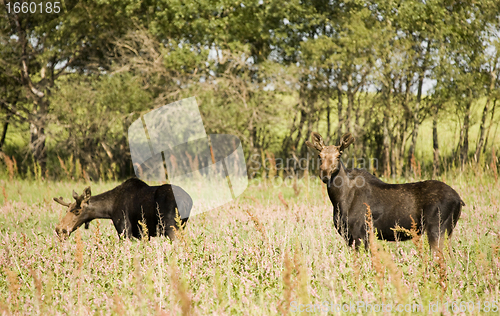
[0,170,499,315]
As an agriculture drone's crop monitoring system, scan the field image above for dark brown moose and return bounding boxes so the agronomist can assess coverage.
[54,178,192,240]
[306,132,464,252]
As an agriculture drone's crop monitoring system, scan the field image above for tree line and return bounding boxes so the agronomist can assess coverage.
[1,0,499,180]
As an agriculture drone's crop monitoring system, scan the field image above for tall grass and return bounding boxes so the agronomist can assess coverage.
[0,168,499,315]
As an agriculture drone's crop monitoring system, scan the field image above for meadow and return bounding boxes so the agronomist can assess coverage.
[0,166,499,315]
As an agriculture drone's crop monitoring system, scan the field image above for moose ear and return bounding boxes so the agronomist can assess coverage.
[72,190,79,200]
[339,133,355,151]
[306,132,325,152]
[83,187,91,200]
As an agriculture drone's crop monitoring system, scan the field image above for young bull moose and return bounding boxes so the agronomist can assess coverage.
[54,178,192,240]
[306,132,464,252]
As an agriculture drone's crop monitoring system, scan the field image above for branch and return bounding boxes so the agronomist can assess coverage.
[0,98,30,123]
[11,9,45,99]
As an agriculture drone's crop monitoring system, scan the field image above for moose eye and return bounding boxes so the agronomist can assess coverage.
[72,208,81,215]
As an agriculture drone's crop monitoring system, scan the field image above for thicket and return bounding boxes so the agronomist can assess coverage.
[1,0,499,181]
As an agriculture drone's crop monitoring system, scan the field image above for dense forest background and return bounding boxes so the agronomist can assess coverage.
[1,0,500,181]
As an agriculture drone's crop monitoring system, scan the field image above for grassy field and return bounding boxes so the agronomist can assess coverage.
[0,168,499,315]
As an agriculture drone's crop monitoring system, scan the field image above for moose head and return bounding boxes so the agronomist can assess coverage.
[306,132,355,183]
[54,187,92,239]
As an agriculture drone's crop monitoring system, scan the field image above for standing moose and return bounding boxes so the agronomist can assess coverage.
[54,178,192,240]
[306,132,464,252]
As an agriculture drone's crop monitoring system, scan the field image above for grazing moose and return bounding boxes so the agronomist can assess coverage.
[306,132,464,252]
[54,178,192,240]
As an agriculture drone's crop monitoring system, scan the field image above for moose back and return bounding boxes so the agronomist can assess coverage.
[54,178,192,240]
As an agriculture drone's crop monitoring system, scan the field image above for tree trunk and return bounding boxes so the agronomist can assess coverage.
[353,93,363,155]
[29,122,47,172]
[281,111,299,156]
[29,100,49,173]
[382,91,391,178]
[293,107,308,152]
[301,110,314,157]
[459,100,472,167]
[483,99,497,153]
[0,113,10,151]
[382,113,390,178]
[398,76,411,176]
[337,86,343,140]
[475,98,491,162]
[326,95,331,144]
[346,74,354,133]
[407,74,425,171]
[407,96,421,172]
[432,106,440,178]
[407,41,430,173]
[476,70,497,161]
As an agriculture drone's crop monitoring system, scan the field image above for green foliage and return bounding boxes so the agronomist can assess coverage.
[1,0,500,180]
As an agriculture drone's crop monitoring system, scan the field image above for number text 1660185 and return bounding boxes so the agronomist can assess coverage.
[6,2,61,14]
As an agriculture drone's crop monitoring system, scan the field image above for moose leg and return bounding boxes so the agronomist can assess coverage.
[112,214,133,239]
[427,232,444,255]
[166,229,176,241]
[165,218,180,241]
[424,204,447,256]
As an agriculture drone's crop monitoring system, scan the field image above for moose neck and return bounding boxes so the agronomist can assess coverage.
[87,189,116,219]
[327,160,351,197]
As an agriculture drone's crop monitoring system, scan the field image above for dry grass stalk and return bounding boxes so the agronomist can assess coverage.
[0,301,10,315]
[245,195,263,208]
[409,216,423,255]
[278,251,294,315]
[410,153,422,179]
[138,220,149,240]
[133,256,144,305]
[266,151,277,178]
[74,229,84,309]
[75,229,84,272]
[214,268,225,306]
[379,250,406,303]
[493,235,500,257]
[57,155,71,179]
[30,268,43,311]
[245,209,267,238]
[364,203,385,303]
[351,251,361,295]
[491,147,498,183]
[0,153,15,180]
[113,291,126,316]
[83,169,91,183]
[278,192,289,209]
[292,176,301,196]
[434,249,448,294]
[172,208,188,242]
[1,184,7,201]
[170,259,192,316]
[321,183,327,205]
[393,216,424,259]
[12,157,17,176]
[93,220,101,244]
[278,243,310,314]
[293,242,310,308]
[3,268,20,310]
[75,158,82,180]
[171,208,192,261]
[155,303,169,316]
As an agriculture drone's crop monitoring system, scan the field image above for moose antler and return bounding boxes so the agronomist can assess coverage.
[53,197,71,207]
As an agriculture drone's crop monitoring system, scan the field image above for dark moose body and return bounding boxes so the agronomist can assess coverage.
[54,178,192,240]
[306,132,464,251]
